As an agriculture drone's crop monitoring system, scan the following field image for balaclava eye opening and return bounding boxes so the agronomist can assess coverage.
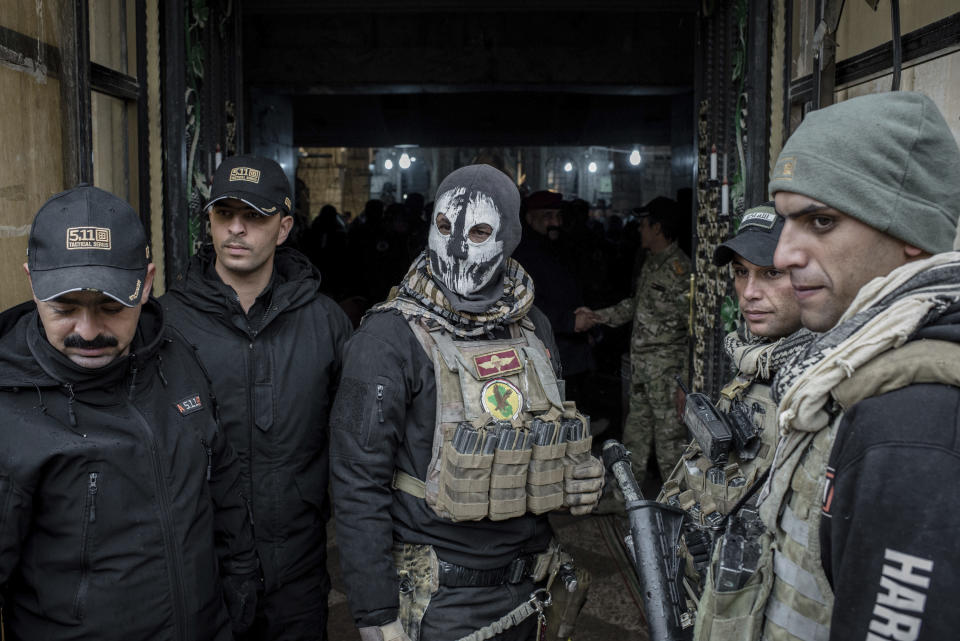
[427,164,521,313]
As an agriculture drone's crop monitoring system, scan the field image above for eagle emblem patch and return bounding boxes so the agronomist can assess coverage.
[480,379,523,421]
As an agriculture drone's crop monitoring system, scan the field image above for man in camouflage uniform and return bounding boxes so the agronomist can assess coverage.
[576,196,690,483]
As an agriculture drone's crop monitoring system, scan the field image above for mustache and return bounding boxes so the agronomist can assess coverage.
[547,225,562,234]
[63,334,118,349]
[222,237,251,250]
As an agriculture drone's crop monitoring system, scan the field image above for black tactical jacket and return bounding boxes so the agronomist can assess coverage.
[0,299,257,641]
[330,306,558,627]
[162,246,352,594]
[820,305,960,640]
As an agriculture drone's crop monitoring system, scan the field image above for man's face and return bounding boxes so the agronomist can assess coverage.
[639,217,661,250]
[732,255,801,338]
[526,209,562,240]
[208,199,292,279]
[31,265,155,369]
[773,192,913,332]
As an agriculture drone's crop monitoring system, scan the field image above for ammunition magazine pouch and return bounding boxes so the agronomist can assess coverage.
[437,422,495,520]
[392,316,592,521]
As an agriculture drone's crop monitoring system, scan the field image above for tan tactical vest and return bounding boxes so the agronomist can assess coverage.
[661,375,779,524]
[695,339,960,640]
[393,316,592,522]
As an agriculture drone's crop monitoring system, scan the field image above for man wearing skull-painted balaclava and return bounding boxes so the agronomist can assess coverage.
[329,165,605,641]
[427,164,521,312]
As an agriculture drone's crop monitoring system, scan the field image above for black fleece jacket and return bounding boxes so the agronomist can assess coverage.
[820,307,960,641]
[0,299,257,641]
[161,246,352,594]
[329,306,558,628]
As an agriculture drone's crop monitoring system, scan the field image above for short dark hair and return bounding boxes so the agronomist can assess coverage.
[645,204,681,241]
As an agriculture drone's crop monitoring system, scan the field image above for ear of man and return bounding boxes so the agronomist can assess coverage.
[277,214,294,246]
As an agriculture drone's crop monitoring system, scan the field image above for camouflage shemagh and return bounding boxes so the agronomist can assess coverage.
[375,251,535,338]
[724,325,817,382]
[772,251,960,435]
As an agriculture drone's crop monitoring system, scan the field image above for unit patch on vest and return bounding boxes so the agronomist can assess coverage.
[473,349,522,379]
[175,394,204,416]
[481,378,522,421]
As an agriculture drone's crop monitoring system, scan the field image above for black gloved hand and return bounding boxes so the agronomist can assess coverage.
[222,571,262,635]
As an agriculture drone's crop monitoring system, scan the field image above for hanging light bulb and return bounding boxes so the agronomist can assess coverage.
[384,158,393,170]
[563,161,573,172]
[629,149,641,166]
[399,153,411,169]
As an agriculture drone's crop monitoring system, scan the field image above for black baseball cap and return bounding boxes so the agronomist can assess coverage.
[524,190,563,211]
[713,202,783,267]
[28,185,150,307]
[632,196,677,219]
[206,155,292,216]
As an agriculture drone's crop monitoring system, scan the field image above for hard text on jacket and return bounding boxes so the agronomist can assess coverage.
[867,548,933,641]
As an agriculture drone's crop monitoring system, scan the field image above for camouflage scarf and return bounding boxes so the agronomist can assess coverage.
[724,325,817,382]
[375,251,535,338]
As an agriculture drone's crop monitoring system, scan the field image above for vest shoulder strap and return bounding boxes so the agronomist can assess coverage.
[833,338,960,409]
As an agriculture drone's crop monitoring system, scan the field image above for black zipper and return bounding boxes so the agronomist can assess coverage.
[376,384,385,423]
[246,340,256,527]
[73,471,99,619]
[201,439,213,481]
[126,399,188,641]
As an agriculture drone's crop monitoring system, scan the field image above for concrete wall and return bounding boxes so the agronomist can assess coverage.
[297,148,373,221]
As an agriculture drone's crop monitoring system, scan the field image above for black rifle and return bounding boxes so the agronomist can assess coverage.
[602,440,693,641]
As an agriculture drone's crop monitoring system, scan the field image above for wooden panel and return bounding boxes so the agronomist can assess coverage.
[0,64,64,309]
[89,0,135,74]
[0,0,63,47]
[836,0,958,61]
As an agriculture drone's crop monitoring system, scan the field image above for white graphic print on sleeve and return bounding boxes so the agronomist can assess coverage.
[866,548,933,641]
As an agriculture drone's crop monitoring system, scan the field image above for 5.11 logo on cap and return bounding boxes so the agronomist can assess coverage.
[66,227,111,250]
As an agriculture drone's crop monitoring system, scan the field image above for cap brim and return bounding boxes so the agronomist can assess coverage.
[31,264,148,307]
[206,193,286,216]
[713,232,779,267]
